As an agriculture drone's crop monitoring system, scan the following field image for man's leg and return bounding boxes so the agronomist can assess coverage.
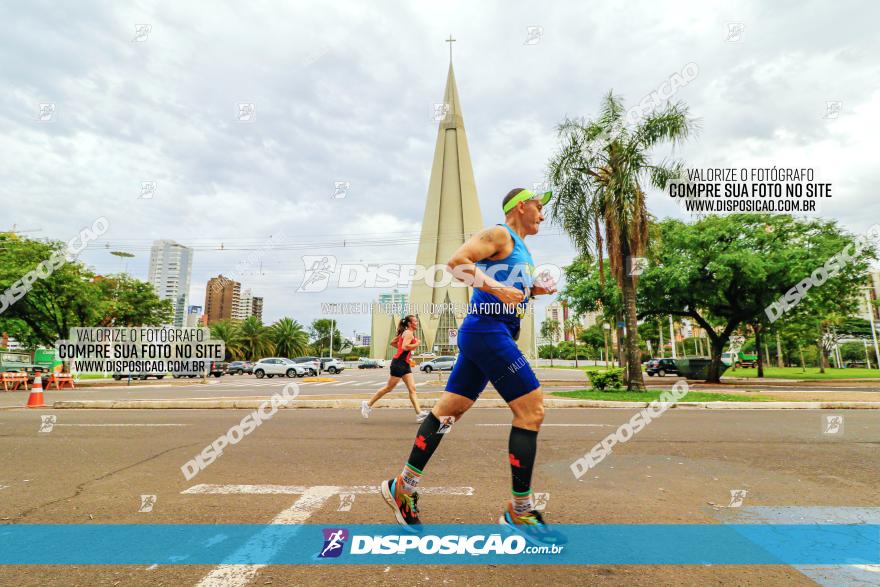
[507,388,544,514]
[397,391,474,493]
[382,347,487,526]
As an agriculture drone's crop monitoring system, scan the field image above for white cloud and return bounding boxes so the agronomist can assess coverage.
[2,0,878,334]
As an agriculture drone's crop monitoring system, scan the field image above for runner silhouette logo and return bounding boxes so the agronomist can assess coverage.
[319,528,349,558]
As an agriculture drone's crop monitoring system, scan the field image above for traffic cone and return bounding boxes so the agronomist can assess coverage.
[26,371,45,408]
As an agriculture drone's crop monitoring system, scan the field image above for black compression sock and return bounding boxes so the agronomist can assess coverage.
[405,413,447,472]
[508,426,538,494]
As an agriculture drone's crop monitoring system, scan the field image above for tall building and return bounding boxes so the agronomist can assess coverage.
[147,240,193,327]
[370,56,536,359]
[236,288,254,321]
[378,289,409,310]
[544,301,568,341]
[252,297,264,322]
[185,305,203,327]
[204,275,240,324]
[855,271,880,323]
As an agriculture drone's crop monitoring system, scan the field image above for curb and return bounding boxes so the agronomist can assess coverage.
[50,399,880,410]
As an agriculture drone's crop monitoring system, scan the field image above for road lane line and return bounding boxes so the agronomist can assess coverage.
[56,423,187,427]
[189,483,474,586]
[193,486,336,587]
[183,484,474,496]
[475,423,612,427]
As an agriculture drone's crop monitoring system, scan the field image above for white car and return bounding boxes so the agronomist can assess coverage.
[253,358,306,379]
[321,357,345,374]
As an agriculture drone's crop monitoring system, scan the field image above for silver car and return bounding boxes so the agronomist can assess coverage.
[253,358,306,379]
[419,356,457,373]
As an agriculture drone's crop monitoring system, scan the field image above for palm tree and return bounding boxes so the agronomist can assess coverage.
[209,320,245,361]
[564,317,582,367]
[540,318,560,367]
[238,316,275,361]
[271,317,310,358]
[548,91,695,390]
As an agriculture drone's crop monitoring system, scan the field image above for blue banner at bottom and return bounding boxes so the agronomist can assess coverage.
[0,524,877,565]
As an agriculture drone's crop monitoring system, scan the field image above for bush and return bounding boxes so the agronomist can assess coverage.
[587,368,625,391]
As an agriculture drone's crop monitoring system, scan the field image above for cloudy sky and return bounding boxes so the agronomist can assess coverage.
[3,0,879,337]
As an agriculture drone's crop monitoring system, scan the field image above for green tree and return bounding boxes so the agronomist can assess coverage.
[95,274,173,326]
[0,234,170,345]
[563,317,583,367]
[209,320,244,361]
[270,317,309,358]
[548,92,695,390]
[579,324,606,357]
[310,319,343,356]
[238,316,275,361]
[634,214,875,381]
[540,318,560,366]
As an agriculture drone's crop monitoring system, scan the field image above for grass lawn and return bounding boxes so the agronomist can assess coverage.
[542,365,880,380]
[552,389,771,402]
[540,364,611,371]
[722,367,880,380]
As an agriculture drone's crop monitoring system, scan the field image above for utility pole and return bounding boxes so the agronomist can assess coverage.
[866,288,880,369]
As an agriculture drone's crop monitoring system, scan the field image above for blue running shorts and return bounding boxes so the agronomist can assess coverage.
[445,321,540,403]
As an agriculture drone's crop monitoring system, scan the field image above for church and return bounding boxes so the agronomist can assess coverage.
[370,52,536,360]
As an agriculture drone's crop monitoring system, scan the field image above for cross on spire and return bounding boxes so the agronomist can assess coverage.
[445,34,456,63]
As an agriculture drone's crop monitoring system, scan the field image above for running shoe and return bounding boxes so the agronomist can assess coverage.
[416,410,430,423]
[499,504,567,546]
[360,400,372,419]
[380,477,422,529]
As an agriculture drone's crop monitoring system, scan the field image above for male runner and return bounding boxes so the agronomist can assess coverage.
[380,187,565,545]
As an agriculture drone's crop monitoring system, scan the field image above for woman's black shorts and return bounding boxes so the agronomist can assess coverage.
[389,358,412,377]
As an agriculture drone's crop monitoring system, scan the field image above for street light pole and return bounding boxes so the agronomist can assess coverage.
[866,289,880,369]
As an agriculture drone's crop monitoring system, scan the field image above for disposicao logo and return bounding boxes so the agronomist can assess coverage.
[318,528,349,558]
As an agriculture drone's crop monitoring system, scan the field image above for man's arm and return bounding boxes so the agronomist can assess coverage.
[446,226,525,307]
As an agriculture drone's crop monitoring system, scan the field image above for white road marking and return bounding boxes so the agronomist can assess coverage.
[533,492,550,511]
[337,493,355,511]
[183,484,474,496]
[188,484,474,587]
[475,423,612,427]
[194,486,336,587]
[56,423,187,427]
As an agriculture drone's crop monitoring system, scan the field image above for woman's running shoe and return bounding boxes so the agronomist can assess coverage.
[360,400,372,418]
[416,410,430,423]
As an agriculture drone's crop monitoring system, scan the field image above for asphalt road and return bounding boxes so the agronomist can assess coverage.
[1,406,878,586]
[3,367,879,409]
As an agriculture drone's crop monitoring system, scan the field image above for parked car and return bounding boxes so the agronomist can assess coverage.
[113,371,166,381]
[292,356,321,375]
[720,351,758,368]
[320,357,345,374]
[208,361,228,377]
[253,358,307,379]
[227,361,254,375]
[358,358,382,369]
[645,358,680,377]
[419,356,457,373]
[172,372,199,379]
